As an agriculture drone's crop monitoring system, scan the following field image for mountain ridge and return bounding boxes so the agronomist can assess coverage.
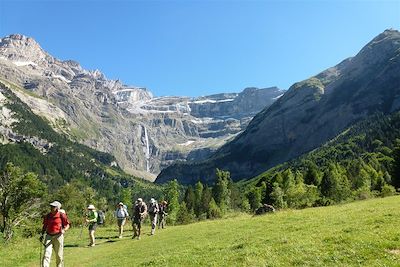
[156,29,400,184]
[0,33,284,181]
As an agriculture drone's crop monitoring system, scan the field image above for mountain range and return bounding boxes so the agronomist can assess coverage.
[0,34,284,181]
[156,29,400,184]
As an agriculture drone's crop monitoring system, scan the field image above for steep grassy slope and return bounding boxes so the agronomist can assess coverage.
[2,196,400,266]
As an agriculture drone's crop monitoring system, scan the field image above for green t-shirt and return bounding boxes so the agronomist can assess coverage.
[87,210,98,224]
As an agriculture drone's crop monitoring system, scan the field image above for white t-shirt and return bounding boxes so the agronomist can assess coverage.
[115,207,128,218]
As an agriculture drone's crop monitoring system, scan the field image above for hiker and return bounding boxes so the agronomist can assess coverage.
[85,204,98,247]
[158,201,168,229]
[115,202,129,238]
[132,198,147,240]
[147,198,159,235]
[40,201,70,267]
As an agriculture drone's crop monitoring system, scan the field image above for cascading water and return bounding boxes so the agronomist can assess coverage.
[144,126,150,172]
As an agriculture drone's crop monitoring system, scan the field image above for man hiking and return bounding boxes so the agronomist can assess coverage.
[148,198,159,235]
[115,202,129,238]
[40,201,70,267]
[132,198,147,240]
[158,201,168,229]
[85,204,98,247]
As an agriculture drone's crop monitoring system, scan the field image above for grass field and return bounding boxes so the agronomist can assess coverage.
[1,196,400,266]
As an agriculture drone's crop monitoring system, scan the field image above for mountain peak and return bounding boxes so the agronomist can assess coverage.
[0,34,41,49]
[0,33,50,64]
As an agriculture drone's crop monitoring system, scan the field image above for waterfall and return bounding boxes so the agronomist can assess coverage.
[144,126,150,172]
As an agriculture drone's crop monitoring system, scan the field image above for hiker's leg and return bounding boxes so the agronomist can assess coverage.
[119,218,126,237]
[42,234,53,267]
[137,221,142,237]
[89,230,95,245]
[132,222,137,237]
[151,214,157,235]
[160,215,165,229]
[53,233,64,267]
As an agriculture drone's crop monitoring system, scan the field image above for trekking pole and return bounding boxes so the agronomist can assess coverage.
[79,224,83,239]
[39,237,43,267]
[79,211,87,240]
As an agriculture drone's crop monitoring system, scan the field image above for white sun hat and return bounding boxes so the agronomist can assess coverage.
[50,201,62,209]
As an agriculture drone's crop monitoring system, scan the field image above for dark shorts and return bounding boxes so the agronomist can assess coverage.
[117,218,126,227]
[133,217,142,226]
[89,223,97,231]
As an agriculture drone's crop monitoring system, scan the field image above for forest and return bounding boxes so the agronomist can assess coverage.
[1,77,399,241]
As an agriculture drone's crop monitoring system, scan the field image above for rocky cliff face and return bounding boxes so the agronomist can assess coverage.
[156,29,400,184]
[0,34,284,181]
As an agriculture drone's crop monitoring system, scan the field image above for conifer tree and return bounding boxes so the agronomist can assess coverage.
[194,181,203,217]
[184,185,195,211]
[176,202,194,224]
[391,142,400,189]
[200,185,212,218]
[207,198,222,219]
[213,169,231,212]
[270,183,286,209]
[247,187,261,211]
[164,179,180,225]
[304,163,322,186]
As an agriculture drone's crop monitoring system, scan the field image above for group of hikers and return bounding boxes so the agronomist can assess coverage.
[39,198,168,267]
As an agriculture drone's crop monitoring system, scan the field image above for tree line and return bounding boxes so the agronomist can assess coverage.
[1,84,399,241]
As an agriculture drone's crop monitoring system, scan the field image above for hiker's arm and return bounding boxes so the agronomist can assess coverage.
[61,214,70,232]
[41,216,47,235]
[64,224,70,231]
[85,212,97,223]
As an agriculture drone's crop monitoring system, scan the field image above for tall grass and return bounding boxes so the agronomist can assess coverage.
[1,196,400,266]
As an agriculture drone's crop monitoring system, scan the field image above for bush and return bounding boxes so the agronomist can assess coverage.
[381,184,396,197]
[207,198,222,219]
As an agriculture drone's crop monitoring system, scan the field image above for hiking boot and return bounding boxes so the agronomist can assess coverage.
[137,236,140,240]
[119,235,122,239]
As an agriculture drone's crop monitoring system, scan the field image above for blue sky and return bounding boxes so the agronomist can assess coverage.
[0,0,399,97]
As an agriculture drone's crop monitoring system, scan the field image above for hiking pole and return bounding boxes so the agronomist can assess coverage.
[39,236,43,267]
[79,223,84,240]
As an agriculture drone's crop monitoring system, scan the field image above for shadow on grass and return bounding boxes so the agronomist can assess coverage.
[64,244,80,248]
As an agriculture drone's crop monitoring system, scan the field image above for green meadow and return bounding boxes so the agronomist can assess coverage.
[2,196,400,266]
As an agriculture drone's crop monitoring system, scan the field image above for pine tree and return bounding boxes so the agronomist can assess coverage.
[213,169,231,212]
[200,185,212,218]
[184,185,195,211]
[194,181,203,217]
[247,187,261,211]
[282,169,295,191]
[270,183,286,209]
[320,163,351,203]
[228,179,242,210]
[207,198,222,219]
[304,163,321,186]
[391,142,400,189]
[176,202,194,225]
[164,179,180,225]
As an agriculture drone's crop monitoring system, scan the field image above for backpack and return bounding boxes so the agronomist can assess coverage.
[149,203,159,215]
[97,210,105,225]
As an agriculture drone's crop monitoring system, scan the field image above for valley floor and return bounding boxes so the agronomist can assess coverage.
[2,196,400,266]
